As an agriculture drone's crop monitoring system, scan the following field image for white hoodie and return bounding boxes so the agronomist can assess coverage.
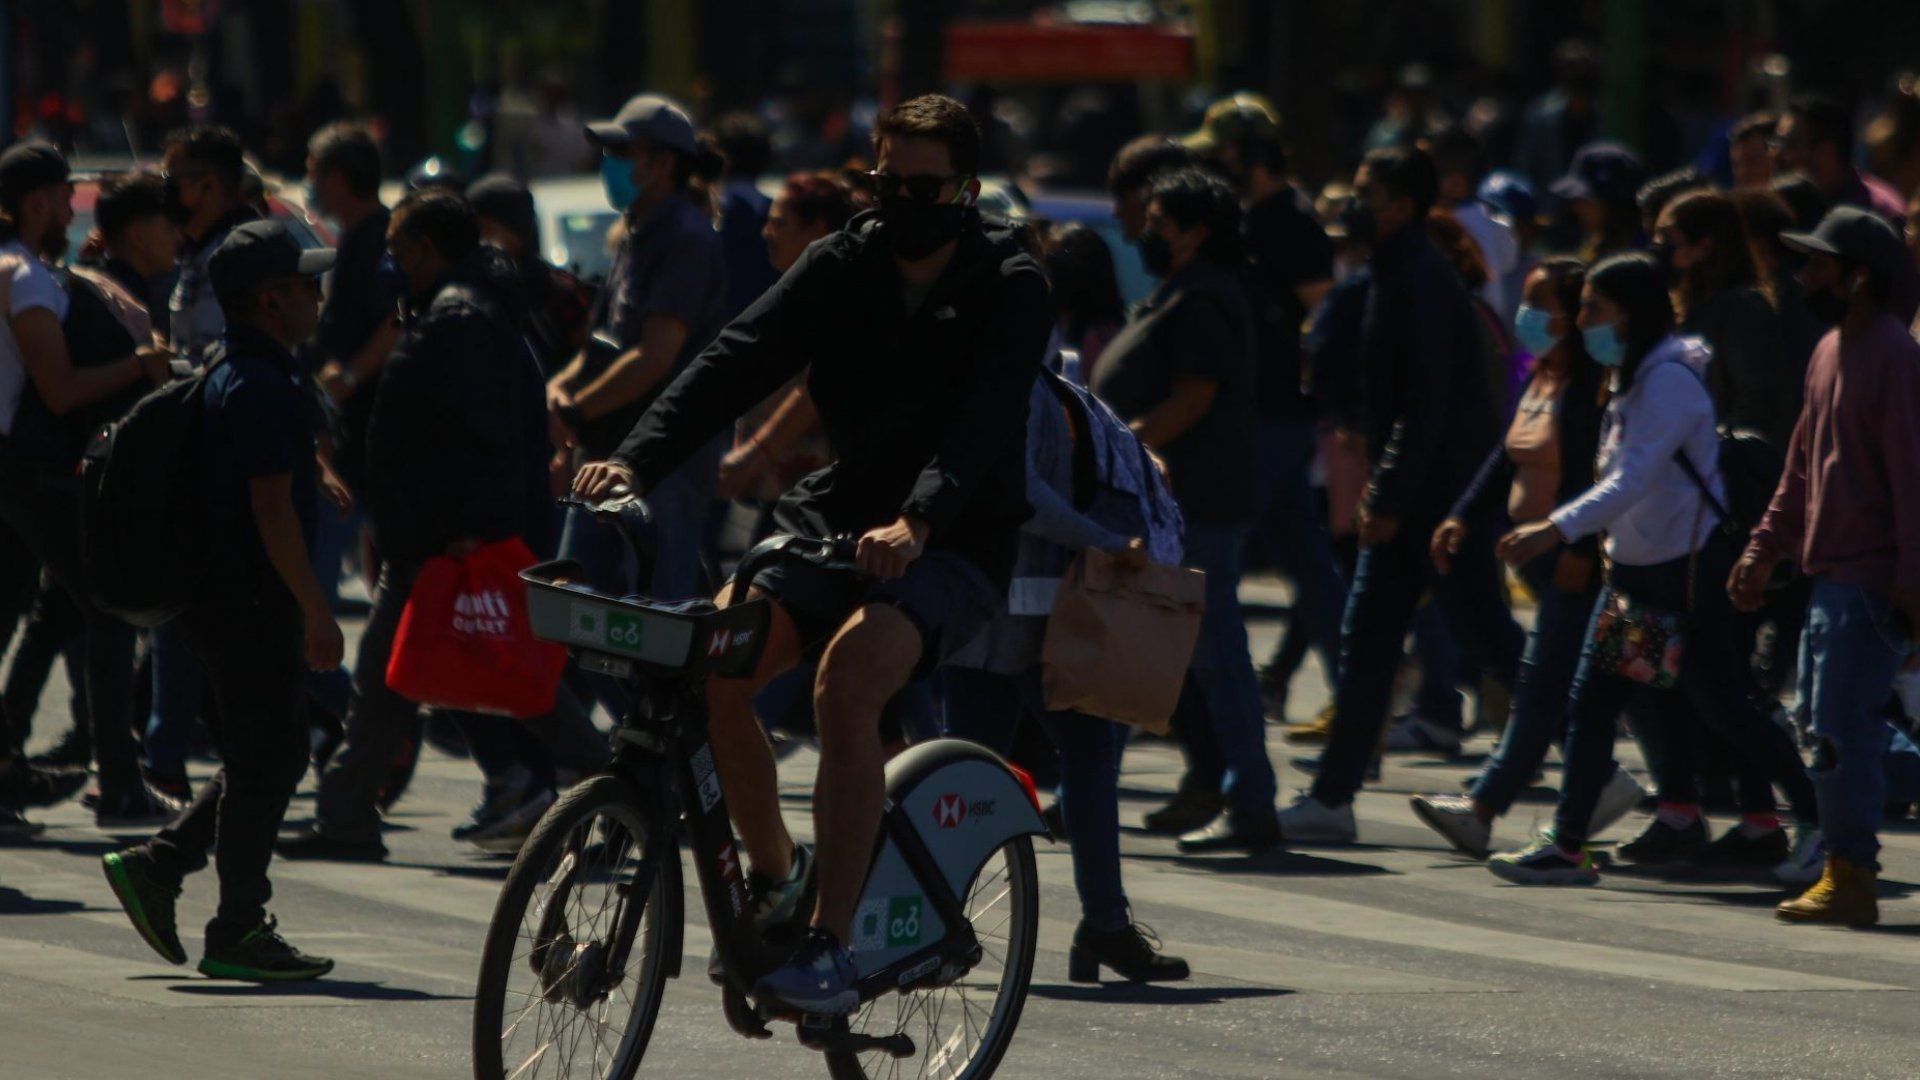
[1550,335,1726,567]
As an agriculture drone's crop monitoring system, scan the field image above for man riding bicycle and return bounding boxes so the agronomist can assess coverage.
[573,94,1050,1014]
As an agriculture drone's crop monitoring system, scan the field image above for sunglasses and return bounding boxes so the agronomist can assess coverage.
[867,171,970,204]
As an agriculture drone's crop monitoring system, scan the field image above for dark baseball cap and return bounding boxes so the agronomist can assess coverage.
[1550,141,1646,205]
[1180,92,1281,154]
[209,220,334,306]
[1781,205,1906,279]
[466,173,537,245]
[585,94,698,156]
[0,141,70,206]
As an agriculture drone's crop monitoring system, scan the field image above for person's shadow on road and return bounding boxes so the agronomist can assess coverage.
[131,975,466,1002]
[1028,983,1291,1006]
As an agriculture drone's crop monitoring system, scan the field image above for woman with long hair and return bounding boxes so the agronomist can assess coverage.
[1484,254,1820,885]
[1655,189,1793,445]
[1411,258,1645,857]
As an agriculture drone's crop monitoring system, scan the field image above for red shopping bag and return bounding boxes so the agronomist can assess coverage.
[385,538,567,719]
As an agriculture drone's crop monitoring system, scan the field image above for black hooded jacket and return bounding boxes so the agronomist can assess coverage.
[366,245,540,562]
[613,208,1051,585]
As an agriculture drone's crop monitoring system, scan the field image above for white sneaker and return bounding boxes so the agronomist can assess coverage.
[1772,826,1826,885]
[1586,766,1649,838]
[1410,793,1492,858]
[1382,715,1463,755]
[1277,793,1357,844]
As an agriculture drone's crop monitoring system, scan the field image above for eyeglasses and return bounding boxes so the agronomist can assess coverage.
[867,171,970,204]
[159,167,209,183]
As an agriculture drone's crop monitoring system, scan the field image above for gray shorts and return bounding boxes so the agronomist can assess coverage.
[752,549,998,678]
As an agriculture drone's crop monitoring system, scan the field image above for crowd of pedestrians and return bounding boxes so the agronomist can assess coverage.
[2,46,1919,990]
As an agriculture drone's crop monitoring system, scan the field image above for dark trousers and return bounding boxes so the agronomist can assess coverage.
[1311,510,1525,806]
[941,667,1131,930]
[4,577,86,751]
[0,457,141,799]
[315,559,609,839]
[143,584,309,937]
[1553,536,1818,846]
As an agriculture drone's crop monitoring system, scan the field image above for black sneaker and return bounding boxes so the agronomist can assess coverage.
[0,805,44,837]
[143,769,193,806]
[28,727,91,768]
[1068,921,1190,983]
[276,827,388,862]
[198,917,334,981]
[101,848,186,964]
[1141,787,1224,836]
[1693,824,1791,867]
[96,786,187,830]
[0,760,89,809]
[1617,816,1710,864]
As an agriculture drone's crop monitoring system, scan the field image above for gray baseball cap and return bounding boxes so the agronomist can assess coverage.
[585,94,698,156]
[1781,205,1907,280]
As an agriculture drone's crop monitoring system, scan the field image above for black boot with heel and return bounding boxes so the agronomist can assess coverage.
[1067,921,1190,984]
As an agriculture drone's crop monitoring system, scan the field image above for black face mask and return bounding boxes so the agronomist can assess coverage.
[1137,231,1174,278]
[1804,283,1848,324]
[880,197,965,261]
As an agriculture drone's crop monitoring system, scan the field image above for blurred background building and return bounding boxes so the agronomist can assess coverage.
[6,0,1920,193]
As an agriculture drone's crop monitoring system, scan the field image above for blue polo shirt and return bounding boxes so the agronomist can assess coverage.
[202,323,320,580]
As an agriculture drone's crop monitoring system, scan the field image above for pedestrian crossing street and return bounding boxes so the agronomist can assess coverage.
[4,727,1920,1079]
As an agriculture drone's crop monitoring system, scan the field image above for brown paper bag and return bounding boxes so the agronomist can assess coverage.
[1040,549,1205,734]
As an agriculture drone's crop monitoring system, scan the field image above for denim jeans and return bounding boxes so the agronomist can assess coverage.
[1553,536,1817,846]
[1252,418,1348,688]
[1411,603,1465,729]
[1184,521,1278,822]
[940,666,1130,930]
[1311,510,1524,806]
[1799,579,1915,870]
[1472,551,1598,815]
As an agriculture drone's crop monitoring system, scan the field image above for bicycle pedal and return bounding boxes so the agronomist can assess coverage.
[721,984,773,1039]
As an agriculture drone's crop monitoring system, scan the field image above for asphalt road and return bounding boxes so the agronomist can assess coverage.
[3,582,1918,1080]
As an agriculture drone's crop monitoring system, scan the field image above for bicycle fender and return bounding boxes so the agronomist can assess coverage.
[884,739,1046,908]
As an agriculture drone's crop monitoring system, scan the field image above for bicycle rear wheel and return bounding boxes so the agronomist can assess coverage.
[826,835,1039,1080]
[473,774,679,1080]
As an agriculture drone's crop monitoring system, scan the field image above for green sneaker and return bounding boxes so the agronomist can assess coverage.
[101,849,186,964]
[198,917,334,982]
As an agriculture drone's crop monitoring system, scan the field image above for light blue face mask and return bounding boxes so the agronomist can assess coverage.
[1513,305,1560,357]
[601,152,642,212]
[1582,321,1627,368]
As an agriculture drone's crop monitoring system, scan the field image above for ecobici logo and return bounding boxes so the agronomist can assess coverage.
[853,895,924,951]
[452,590,511,636]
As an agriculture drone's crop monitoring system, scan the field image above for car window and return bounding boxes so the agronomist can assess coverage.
[551,211,621,283]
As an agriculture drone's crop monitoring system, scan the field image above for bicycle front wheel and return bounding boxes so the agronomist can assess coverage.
[826,834,1039,1080]
[473,774,679,1080]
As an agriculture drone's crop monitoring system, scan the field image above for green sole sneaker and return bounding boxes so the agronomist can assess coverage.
[101,852,187,965]
[196,955,335,982]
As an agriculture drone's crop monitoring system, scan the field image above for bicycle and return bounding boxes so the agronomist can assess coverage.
[472,492,1046,1080]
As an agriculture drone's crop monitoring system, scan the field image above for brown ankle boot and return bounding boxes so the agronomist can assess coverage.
[1776,855,1879,927]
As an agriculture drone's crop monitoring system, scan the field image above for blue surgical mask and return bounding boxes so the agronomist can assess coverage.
[1582,321,1627,368]
[601,153,641,212]
[1513,305,1560,357]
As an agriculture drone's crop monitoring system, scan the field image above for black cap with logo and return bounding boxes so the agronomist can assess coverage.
[209,220,335,309]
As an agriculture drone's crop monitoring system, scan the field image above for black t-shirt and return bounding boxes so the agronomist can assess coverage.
[1091,261,1259,525]
[1243,187,1334,420]
[315,207,400,491]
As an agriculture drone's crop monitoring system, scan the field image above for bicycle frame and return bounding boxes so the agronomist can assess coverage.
[526,527,1044,1046]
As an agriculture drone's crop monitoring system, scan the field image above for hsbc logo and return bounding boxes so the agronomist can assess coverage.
[933,794,968,829]
[706,627,755,658]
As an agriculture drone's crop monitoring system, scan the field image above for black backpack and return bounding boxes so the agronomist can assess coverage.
[79,358,220,628]
[1676,426,1787,543]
